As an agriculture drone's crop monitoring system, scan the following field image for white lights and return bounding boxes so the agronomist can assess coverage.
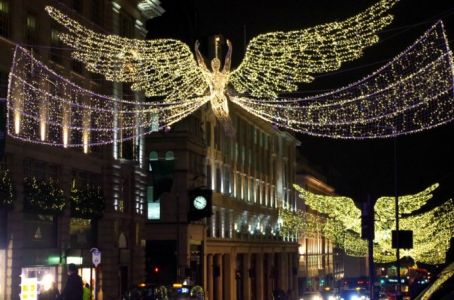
[294,184,454,264]
[7,46,209,147]
[232,22,454,139]
[41,273,54,291]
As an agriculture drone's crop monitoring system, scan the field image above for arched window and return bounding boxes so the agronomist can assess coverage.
[165,151,175,160]
[149,151,158,161]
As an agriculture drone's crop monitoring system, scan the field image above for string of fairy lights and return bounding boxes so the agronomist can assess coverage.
[7,46,209,148]
[229,0,398,98]
[232,21,454,139]
[5,0,454,148]
[292,184,454,264]
[45,6,208,102]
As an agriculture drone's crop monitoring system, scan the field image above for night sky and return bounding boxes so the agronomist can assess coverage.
[147,0,454,204]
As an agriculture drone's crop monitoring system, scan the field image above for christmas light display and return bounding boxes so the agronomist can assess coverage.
[0,168,15,207]
[46,0,396,100]
[7,46,209,147]
[294,184,454,264]
[11,0,396,144]
[7,1,454,146]
[232,21,454,139]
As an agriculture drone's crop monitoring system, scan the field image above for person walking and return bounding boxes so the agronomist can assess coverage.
[57,263,83,300]
[83,283,91,300]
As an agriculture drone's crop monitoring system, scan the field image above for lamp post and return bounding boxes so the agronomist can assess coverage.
[374,125,400,300]
[392,129,402,300]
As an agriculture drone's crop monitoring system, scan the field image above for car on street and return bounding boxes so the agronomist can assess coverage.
[336,288,370,300]
[300,291,324,300]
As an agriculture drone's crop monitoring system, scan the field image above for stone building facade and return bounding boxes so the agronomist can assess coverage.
[0,0,156,299]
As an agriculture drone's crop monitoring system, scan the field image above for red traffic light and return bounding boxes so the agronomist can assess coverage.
[153,267,159,273]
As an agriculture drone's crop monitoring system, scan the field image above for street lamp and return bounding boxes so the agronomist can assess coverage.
[379,125,402,299]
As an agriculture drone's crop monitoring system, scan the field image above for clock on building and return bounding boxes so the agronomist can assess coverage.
[193,195,207,210]
[188,187,212,221]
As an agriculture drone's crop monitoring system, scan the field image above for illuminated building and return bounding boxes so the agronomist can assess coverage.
[0,1,163,299]
[294,170,346,293]
[143,99,300,299]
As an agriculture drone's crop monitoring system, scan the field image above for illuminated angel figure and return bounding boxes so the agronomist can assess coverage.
[45,0,398,134]
[195,39,235,134]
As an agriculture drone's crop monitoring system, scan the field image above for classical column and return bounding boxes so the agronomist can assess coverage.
[265,253,273,300]
[223,253,235,300]
[207,254,214,300]
[255,252,264,300]
[214,254,223,300]
[242,253,251,300]
[291,252,299,300]
[278,252,289,292]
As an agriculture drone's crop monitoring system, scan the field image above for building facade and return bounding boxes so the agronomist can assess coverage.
[144,102,300,299]
[0,0,160,299]
[295,169,345,294]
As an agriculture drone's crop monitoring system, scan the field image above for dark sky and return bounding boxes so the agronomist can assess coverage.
[147,0,454,202]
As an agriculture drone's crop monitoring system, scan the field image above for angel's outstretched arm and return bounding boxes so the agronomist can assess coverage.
[195,40,209,72]
[222,39,233,74]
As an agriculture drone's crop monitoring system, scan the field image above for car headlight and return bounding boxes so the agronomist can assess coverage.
[313,296,323,300]
[351,296,360,300]
[328,296,336,300]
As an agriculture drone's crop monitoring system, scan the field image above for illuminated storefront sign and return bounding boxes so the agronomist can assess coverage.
[21,267,57,300]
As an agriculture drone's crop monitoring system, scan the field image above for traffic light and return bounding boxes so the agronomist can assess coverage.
[148,159,175,200]
[187,187,212,222]
[392,230,413,249]
[361,198,375,240]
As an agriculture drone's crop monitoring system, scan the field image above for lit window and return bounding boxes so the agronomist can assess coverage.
[0,1,8,13]
[165,151,174,160]
[0,0,10,37]
[27,15,36,30]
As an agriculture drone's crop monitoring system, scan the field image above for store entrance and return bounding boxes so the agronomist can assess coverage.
[78,267,96,300]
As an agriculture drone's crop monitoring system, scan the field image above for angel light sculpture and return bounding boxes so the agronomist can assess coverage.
[8,0,454,146]
[293,183,454,264]
[43,0,397,134]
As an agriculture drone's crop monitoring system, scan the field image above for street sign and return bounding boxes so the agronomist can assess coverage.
[90,248,101,267]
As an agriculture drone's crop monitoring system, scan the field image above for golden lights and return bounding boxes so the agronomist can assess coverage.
[7,46,209,147]
[294,184,454,264]
[232,22,454,139]
[9,1,454,146]
[41,1,397,137]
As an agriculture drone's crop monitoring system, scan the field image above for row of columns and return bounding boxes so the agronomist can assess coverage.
[205,251,298,300]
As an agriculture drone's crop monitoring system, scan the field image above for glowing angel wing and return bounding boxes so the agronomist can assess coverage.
[229,0,398,98]
[374,183,439,224]
[46,6,207,102]
[293,184,361,233]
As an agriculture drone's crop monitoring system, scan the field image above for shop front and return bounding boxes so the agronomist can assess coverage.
[20,249,61,300]
[66,249,97,299]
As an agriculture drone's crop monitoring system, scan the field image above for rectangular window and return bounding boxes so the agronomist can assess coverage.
[147,200,160,220]
[72,59,83,74]
[91,0,104,25]
[0,71,7,99]
[50,27,62,64]
[72,0,83,13]
[0,0,9,37]
[205,122,211,146]
[23,214,57,248]
[69,218,94,248]
[25,13,38,53]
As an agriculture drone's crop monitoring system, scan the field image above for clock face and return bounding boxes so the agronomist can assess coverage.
[193,196,207,210]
